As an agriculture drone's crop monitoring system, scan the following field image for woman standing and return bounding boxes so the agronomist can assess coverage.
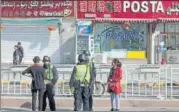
[107,59,122,111]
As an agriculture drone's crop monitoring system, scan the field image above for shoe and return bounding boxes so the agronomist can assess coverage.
[115,109,120,111]
[110,108,115,111]
[89,109,93,111]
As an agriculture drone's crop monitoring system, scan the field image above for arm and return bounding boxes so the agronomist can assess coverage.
[22,67,31,75]
[69,66,76,87]
[51,66,59,85]
[20,46,24,57]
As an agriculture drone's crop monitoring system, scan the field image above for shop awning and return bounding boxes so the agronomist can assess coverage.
[93,18,156,23]
[158,18,179,23]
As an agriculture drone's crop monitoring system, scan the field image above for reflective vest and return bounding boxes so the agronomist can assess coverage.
[45,64,54,81]
[75,64,90,83]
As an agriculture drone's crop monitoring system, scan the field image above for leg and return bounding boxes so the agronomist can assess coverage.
[82,87,90,111]
[89,87,93,111]
[47,84,56,111]
[89,94,93,111]
[19,56,23,64]
[38,89,45,111]
[110,93,115,110]
[115,94,120,110]
[74,87,82,111]
[31,89,37,111]
[42,90,47,111]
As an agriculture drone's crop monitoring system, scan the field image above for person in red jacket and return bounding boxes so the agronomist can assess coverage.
[107,59,122,111]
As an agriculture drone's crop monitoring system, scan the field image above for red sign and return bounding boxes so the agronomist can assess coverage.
[77,1,179,19]
[1,1,74,18]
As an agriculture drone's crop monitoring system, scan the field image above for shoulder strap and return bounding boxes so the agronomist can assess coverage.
[83,64,89,82]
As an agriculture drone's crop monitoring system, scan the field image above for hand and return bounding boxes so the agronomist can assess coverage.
[50,82,55,86]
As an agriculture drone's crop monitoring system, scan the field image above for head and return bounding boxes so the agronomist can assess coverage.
[78,54,87,63]
[14,45,18,50]
[42,56,50,65]
[112,58,120,68]
[17,42,21,46]
[33,56,41,64]
[82,50,91,61]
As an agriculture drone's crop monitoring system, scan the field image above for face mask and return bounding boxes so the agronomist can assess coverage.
[44,61,49,65]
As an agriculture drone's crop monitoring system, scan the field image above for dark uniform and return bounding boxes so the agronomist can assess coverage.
[22,56,45,111]
[82,51,96,111]
[42,56,58,111]
[17,42,24,64]
[70,54,95,111]
[13,45,20,65]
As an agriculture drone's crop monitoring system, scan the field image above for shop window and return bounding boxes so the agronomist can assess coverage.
[94,23,147,53]
[164,23,179,50]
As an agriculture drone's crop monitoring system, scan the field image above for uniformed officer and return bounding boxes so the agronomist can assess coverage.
[69,54,95,111]
[82,50,96,111]
[42,56,58,111]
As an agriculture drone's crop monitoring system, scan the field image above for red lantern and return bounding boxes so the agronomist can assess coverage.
[48,25,54,31]
[124,22,131,30]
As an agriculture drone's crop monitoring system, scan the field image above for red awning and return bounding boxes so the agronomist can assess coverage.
[158,18,179,23]
[93,18,156,23]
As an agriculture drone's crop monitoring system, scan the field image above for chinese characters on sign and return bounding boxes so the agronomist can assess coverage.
[1,0,74,18]
[77,1,179,19]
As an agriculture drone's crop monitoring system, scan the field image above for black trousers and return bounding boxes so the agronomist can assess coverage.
[42,84,56,111]
[74,86,90,111]
[89,86,94,111]
[31,89,44,111]
[19,56,23,64]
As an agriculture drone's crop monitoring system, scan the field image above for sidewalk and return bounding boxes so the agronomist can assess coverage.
[1,107,179,111]
[1,97,179,111]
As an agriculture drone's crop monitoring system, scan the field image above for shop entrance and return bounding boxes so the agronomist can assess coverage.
[154,33,179,64]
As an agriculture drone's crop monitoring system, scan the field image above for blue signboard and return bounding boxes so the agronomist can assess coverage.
[77,24,91,36]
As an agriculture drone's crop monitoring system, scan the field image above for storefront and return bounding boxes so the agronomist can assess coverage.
[1,1,75,64]
[77,0,179,64]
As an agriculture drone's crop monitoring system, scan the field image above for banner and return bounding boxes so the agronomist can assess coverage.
[77,1,179,19]
[1,0,74,18]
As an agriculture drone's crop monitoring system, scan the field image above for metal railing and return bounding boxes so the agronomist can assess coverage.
[1,64,179,99]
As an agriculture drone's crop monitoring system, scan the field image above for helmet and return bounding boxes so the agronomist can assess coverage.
[78,54,87,62]
[17,42,21,45]
[33,56,41,63]
[82,50,90,56]
[43,56,50,62]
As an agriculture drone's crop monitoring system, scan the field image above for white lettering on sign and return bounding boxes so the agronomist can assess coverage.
[123,1,164,13]
[39,11,63,16]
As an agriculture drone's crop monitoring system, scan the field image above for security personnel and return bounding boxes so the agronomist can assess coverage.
[22,56,45,111]
[42,56,58,111]
[70,54,95,111]
[82,50,96,111]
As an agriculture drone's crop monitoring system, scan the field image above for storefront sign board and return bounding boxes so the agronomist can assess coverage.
[77,1,179,19]
[1,1,74,18]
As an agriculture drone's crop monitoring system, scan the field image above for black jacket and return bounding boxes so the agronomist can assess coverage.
[13,49,20,65]
[22,64,46,90]
[69,61,96,88]
[18,45,24,57]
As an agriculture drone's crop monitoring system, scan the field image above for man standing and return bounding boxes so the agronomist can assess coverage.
[42,56,58,111]
[13,45,20,65]
[17,42,24,64]
[82,50,96,111]
[69,53,95,111]
[22,56,45,111]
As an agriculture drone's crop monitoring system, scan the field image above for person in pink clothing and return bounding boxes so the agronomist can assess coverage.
[107,59,122,111]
